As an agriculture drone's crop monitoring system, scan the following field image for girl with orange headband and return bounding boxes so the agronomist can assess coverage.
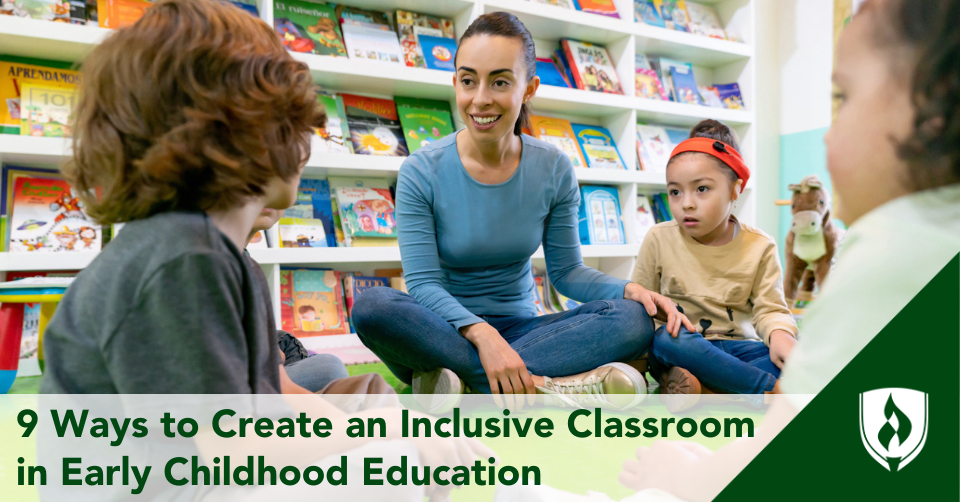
[632,119,798,410]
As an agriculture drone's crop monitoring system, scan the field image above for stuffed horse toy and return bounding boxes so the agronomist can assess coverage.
[784,175,843,306]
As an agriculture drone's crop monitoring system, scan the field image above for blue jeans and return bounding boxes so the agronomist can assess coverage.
[352,287,654,394]
[649,326,779,394]
[284,353,350,393]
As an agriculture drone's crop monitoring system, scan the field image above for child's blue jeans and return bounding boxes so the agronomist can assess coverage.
[649,326,779,394]
[352,286,654,394]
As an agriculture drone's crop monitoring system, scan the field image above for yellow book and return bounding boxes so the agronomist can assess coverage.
[0,60,80,134]
[19,83,78,138]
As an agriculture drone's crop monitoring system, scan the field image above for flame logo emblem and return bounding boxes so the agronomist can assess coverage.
[860,388,928,472]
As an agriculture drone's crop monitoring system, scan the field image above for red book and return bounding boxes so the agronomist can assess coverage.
[576,0,620,18]
[560,39,624,95]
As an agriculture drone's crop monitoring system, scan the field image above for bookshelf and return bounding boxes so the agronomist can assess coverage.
[0,0,758,327]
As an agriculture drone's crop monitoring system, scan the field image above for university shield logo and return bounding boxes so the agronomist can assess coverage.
[859,388,928,472]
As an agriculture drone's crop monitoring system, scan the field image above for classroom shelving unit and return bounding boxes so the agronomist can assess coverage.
[0,0,757,328]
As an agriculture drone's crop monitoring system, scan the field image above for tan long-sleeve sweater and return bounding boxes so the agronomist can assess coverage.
[632,218,798,346]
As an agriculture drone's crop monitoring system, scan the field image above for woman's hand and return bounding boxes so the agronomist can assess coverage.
[623,282,696,337]
[768,330,797,369]
[460,323,536,406]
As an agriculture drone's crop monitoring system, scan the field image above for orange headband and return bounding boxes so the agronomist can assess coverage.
[669,137,750,193]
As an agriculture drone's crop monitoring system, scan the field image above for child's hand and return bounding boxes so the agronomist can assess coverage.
[769,330,797,369]
[624,282,697,337]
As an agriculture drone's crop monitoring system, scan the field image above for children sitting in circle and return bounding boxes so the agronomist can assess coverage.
[632,119,798,409]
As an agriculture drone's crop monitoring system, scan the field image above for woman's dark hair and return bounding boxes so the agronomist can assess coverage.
[865,0,960,189]
[454,11,536,136]
[666,119,741,185]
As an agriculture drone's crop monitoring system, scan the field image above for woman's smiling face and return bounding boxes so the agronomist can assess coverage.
[454,34,536,142]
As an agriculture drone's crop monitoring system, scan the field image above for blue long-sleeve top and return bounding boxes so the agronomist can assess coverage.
[396,132,630,330]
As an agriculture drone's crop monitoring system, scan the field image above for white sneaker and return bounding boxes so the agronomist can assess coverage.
[537,362,647,410]
[412,368,463,414]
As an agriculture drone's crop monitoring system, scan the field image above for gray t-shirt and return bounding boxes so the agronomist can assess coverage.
[40,211,282,394]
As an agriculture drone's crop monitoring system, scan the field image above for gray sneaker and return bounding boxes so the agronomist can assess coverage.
[537,362,647,410]
[412,368,464,414]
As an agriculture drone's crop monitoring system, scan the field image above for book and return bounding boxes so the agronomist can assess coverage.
[314,93,352,154]
[247,230,269,249]
[396,10,455,69]
[532,275,547,315]
[716,83,745,109]
[280,269,350,336]
[529,115,587,169]
[578,186,625,245]
[69,0,85,23]
[8,175,101,252]
[418,35,458,71]
[635,196,656,242]
[227,0,258,17]
[330,196,346,246]
[654,57,692,101]
[561,39,624,94]
[374,268,404,278]
[685,2,727,39]
[574,0,620,18]
[96,0,150,28]
[341,94,408,156]
[18,82,77,137]
[389,277,408,293]
[343,275,389,331]
[336,5,391,27]
[636,68,668,100]
[531,0,575,8]
[536,58,570,88]
[0,58,79,135]
[337,6,404,65]
[395,97,455,154]
[5,270,77,377]
[281,178,336,248]
[274,0,347,57]
[552,50,576,87]
[570,123,626,170]
[652,0,691,32]
[334,186,396,239]
[6,0,70,21]
[699,85,724,108]
[669,65,703,105]
[635,0,666,27]
[636,125,672,173]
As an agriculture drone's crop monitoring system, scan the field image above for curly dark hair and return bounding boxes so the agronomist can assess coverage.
[867,0,960,189]
[66,0,326,224]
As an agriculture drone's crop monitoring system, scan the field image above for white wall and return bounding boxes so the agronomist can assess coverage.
[778,0,834,135]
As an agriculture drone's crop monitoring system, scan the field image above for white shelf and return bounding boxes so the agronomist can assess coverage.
[0,251,97,272]
[250,246,402,265]
[0,135,70,167]
[0,16,108,62]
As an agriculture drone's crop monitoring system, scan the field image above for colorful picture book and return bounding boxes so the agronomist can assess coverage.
[278,218,327,248]
[18,82,77,137]
[337,6,404,64]
[418,35,457,71]
[635,0,666,27]
[574,0,620,18]
[341,94,408,156]
[6,171,101,253]
[635,196,657,242]
[273,0,347,57]
[652,57,691,102]
[396,10,455,69]
[685,2,727,40]
[529,115,587,169]
[716,83,745,109]
[334,186,396,240]
[536,58,570,88]
[699,85,724,108]
[560,39,624,95]
[314,93,352,154]
[280,269,350,336]
[636,124,690,172]
[5,0,70,21]
[281,178,336,248]
[578,186,625,245]
[669,64,704,105]
[652,0,691,32]
[343,275,389,331]
[571,124,626,170]
[395,97,455,154]
[0,58,80,135]
[636,68,668,100]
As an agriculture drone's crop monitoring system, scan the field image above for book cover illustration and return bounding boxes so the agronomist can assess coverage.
[652,0,691,32]
[699,85,724,108]
[635,196,656,242]
[418,35,457,71]
[343,275,389,329]
[273,0,346,57]
[395,97,454,154]
[685,2,727,39]
[335,186,396,239]
[560,39,623,94]
[635,0,665,27]
[574,0,620,18]
[341,94,408,156]
[18,83,77,137]
[529,115,587,169]
[282,178,336,247]
[4,0,70,20]
[663,125,691,148]
[654,57,691,101]
[0,59,80,134]
[8,176,100,252]
[396,10,454,68]
[313,93,352,154]
[97,0,151,28]
[636,68,668,100]
[532,0,574,7]
[636,125,672,173]
[281,269,350,336]
[578,185,625,245]
[536,58,570,88]
[571,123,626,170]
[337,7,403,64]
[247,230,269,249]
[669,64,704,105]
[716,82,745,109]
